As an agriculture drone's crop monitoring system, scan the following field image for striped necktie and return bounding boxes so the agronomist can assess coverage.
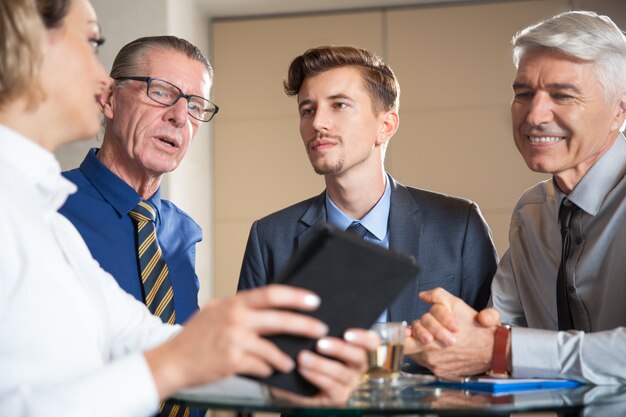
[129,201,177,324]
[129,201,189,417]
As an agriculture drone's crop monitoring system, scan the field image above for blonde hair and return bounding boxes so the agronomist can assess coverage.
[0,0,46,109]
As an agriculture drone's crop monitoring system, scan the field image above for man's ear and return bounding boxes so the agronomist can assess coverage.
[99,77,115,119]
[376,110,399,146]
[610,91,626,132]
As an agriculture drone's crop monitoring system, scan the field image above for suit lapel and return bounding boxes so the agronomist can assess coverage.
[387,176,422,323]
[296,191,327,249]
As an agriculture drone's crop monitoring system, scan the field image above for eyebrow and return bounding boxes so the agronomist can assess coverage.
[298,94,355,110]
[298,99,313,110]
[512,81,582,94]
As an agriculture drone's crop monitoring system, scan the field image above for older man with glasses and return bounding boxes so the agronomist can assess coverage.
[57,35,378,417]
[60,35,216,335]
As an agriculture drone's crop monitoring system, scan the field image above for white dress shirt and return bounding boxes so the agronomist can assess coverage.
[493,133,626,384]
[0,125,178,417]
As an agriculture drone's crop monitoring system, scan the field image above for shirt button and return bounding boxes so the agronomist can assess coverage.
[575,237,583,245]
[567,285,576,294]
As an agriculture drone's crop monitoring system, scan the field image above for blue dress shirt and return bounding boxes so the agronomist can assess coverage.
[60,148,202,324]
[325,177,391,322]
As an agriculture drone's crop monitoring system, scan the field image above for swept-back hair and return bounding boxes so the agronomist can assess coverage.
[284,45,400,113]
[110,35,213,80]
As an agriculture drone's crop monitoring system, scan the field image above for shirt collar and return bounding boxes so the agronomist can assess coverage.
[325,176,391,241]
[0,124,76,211]
[557,133,626,217]
[79,148,162,216]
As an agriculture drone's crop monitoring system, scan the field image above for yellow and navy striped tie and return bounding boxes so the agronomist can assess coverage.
[129,201,189,417]
[129,201,177,324]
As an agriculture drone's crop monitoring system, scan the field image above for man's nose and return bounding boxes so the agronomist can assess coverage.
[164,97,189,127]
[526,93,554,127]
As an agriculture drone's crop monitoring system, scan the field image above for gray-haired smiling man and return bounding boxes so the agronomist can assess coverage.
[407,11,626,384]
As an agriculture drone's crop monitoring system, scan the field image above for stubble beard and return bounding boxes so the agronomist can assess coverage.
[312,157,344,176]
[308,135,344,176]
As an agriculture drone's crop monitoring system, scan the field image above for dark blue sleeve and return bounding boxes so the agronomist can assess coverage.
[460,202,498,310]
[237,221,269,291]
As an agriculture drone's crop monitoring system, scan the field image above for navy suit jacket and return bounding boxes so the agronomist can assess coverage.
[238,176,497,324]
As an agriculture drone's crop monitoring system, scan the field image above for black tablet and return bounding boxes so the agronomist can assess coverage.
[251,224,419,395]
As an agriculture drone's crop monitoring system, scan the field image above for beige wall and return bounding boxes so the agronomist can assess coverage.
[212,0,569,298]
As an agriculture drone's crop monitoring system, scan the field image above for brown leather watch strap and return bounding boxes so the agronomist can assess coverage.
[488,324,511,378]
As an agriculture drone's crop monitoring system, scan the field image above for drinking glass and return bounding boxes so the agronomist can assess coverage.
[350,322,406,406]
[363,322,406,384]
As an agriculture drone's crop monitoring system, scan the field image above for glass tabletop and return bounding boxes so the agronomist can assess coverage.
[172,375,626,416]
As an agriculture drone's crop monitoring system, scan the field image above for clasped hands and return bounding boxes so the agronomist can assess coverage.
[403,288,501,378]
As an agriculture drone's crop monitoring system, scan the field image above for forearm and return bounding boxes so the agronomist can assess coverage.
[144,342,190,401]
[511,327,626,383]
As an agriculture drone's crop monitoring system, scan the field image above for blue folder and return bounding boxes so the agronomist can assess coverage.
[433,377,583,394]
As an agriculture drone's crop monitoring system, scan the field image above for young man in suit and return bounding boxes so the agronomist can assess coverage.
[237,47,498,366]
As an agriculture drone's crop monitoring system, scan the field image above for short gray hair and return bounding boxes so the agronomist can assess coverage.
[110,35,213,80]
[512,11,626,100]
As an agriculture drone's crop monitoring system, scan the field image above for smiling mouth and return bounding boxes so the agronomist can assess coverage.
[528,136,565,143]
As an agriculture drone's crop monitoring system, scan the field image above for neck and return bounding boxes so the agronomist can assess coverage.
[98,136,162,200]
[553,133,619,194]
[325,167,387,220]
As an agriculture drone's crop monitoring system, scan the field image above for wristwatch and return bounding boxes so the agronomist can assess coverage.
[487,324,511,378]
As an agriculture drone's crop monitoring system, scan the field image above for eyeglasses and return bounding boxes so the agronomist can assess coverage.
[114,76,219,123]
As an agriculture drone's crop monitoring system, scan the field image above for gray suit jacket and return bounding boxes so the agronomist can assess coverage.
[238,175,497,323]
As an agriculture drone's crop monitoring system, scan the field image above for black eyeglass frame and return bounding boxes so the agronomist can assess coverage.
[114,76,219,123]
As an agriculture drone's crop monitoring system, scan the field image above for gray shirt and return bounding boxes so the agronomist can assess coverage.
[492,133,626,384]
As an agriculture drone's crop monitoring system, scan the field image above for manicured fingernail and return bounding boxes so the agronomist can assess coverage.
[303,294,320,308]
[317,338,332,351]
[317,322,329,335]
[299,350,314,366]
[344,331,357,342]
[284,359,295,372]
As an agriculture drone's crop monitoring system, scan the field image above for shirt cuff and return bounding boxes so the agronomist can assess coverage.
[98,353,160,417]
[510,327,560,379]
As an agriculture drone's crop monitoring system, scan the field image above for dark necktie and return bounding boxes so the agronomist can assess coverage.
[346,221,389,323]
[346,221,369,238]
[556,200,579,331]
[129,201,189,417]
